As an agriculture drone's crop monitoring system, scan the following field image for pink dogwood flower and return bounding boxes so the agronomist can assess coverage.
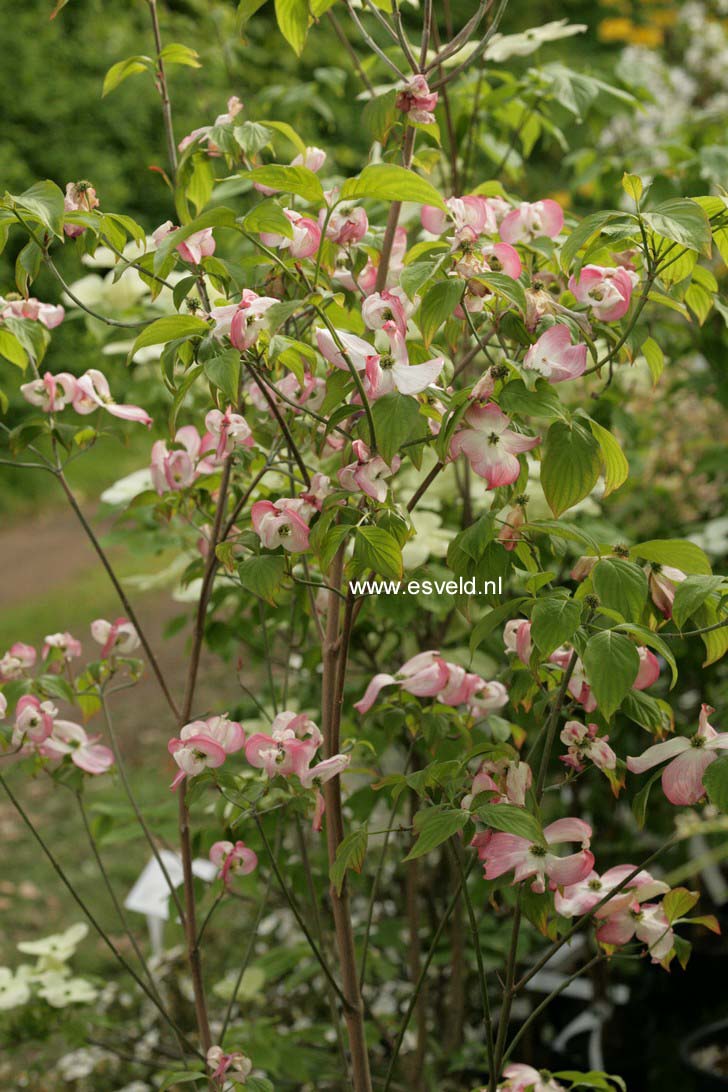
[205,408,254,459]
[421,195,497,242]
[647,564,686,619]
[568,265,639,322]
[209,840,258,888]
[366,321,444,400]
[91,617,140,658]
[178,95,243,155]
[152,221,216,265]
[0,642,36,681]
[0,295,64,328]
[40,720,114,775]
[150,426,214,493]
[315,327,379,373]
[468,680,510,718]
[20,371,77,413]
[627,703,728,806]
[72,369,152,426]
[42,632,82,664]
[498,505,526,551]
[361,289,412,338]
[503,619,533,663]
[523,325,587,383]
[596,898,674,964]
[206,1045,253,1087]
[227,289,279,350]
[168,714,245,790]
[354,651,450,714]
[560,721,616,773]
[473,816,594,893]
[63,181,99,237]
[463,758,532,809]
[300,472,332,513]
[245,710,349,787]
[12,696,56,748]
[251,499,310,552]
[450,402,539,488]
[321,202,369,246]
[291,145,327,172]
[260,209,321,259]
[338,439,400,502]
[395,74,438,124]
[554,863,668,918]
[498,1063,565,1092]
[499,200,564,244]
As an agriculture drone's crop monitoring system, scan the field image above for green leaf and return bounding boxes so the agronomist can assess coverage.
[622,172,644,201]
[498,378,568,420]
[255,118,307,156]
[237,0,270,28]
[531,596,582,657]
[403,807,467,861]
[130,315,210,357]
[102,55,153,97]
[643,199,712,257]
[243,201,294,240]
[340,164,446,210]
[9,180,65,238]
[582,630,640,719]
[370,393,421,463]
[475,803,544,844]
[204,349,241,405]
[540,420,601,517]
[663,887,699,924]
[560,210,620,271]
[703,754,728,813]
[330,827,368,894]
[158,1072,206,1090]
[592,559,648,622]
[469,597,529,654]
[274,0,310,55]
[418,279,463,346]
[0,328,28,369]
[362,90,398,143]
[354,526,403,580]
[621,690,672,734]
[237,554,287,603]
[672,575,725,630]
[631,769,663,829]
[159,43,201,68]
[246,164,323,204]
[641,336,664,386]
[477,271,528,315]
[588,418,629,496]
[629,539,712,576]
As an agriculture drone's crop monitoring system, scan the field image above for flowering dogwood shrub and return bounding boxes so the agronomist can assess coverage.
[1,2,727,1090]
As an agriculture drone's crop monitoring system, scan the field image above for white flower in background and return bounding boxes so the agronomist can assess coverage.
[17,922,88,967]
[37,970,98,1008]
[402,510,455,569]
[81,239,149,270]
[100,468,154,506]
[484,20,587,62]
[0,967,31,1010]
[56,1046,114,1081]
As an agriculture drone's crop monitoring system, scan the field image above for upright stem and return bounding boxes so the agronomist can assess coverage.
[375,126,416,293]
[321,549,373,1092]
[147,0,178,176]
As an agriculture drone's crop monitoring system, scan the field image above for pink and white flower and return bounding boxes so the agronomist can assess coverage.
[40,720,114,775]
[0,296,64,328]
[209,840,258,888]
[395,74,438,125]
[42,632,82,664]
[499,200,564,244]
[523,325,587,383]
[20,371,77,413]
[316,327,379,373]
[63,181,99,237]
[472,816,594,893]
[450,403,539,488]
[205,407,254,459]
[322,203,368,246]
[596,898,674,964]
[568,265,639,322]
[463,758,532,809]
[178,95,244,155]
[560,721,616,773]
[206,1045,252,1086]
[362,289,412,338]
[498,1064,565,1092]
[627,703,728,806]
[152,221,216,265]
[554,863,668,918]
[227,289,279,350]
[150,426,214,493]
[12,696,56,749]
[168,714,245,789]
[467,680,510,718]
[364,321,445,401]
[647,564,686,620]
[338,439,400,502]
[498,505,526,551]
[91,617,140,658]
[421,195,497,242]
[251,499,310,552]
[72,369,152,426]
[0,642,36,682]
[260,209,321,259]
[354,651,450,714]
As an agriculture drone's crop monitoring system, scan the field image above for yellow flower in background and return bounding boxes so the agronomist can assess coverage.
[598,17,634,42]
[598,16,664,47]
[548,190,572,210]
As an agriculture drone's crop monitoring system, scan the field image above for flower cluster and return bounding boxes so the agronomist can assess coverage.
[21,368,151,426]
[354,650,508,718]
[0,924,97,1011]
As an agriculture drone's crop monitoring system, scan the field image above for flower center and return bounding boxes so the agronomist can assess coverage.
[487,432,501,446]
